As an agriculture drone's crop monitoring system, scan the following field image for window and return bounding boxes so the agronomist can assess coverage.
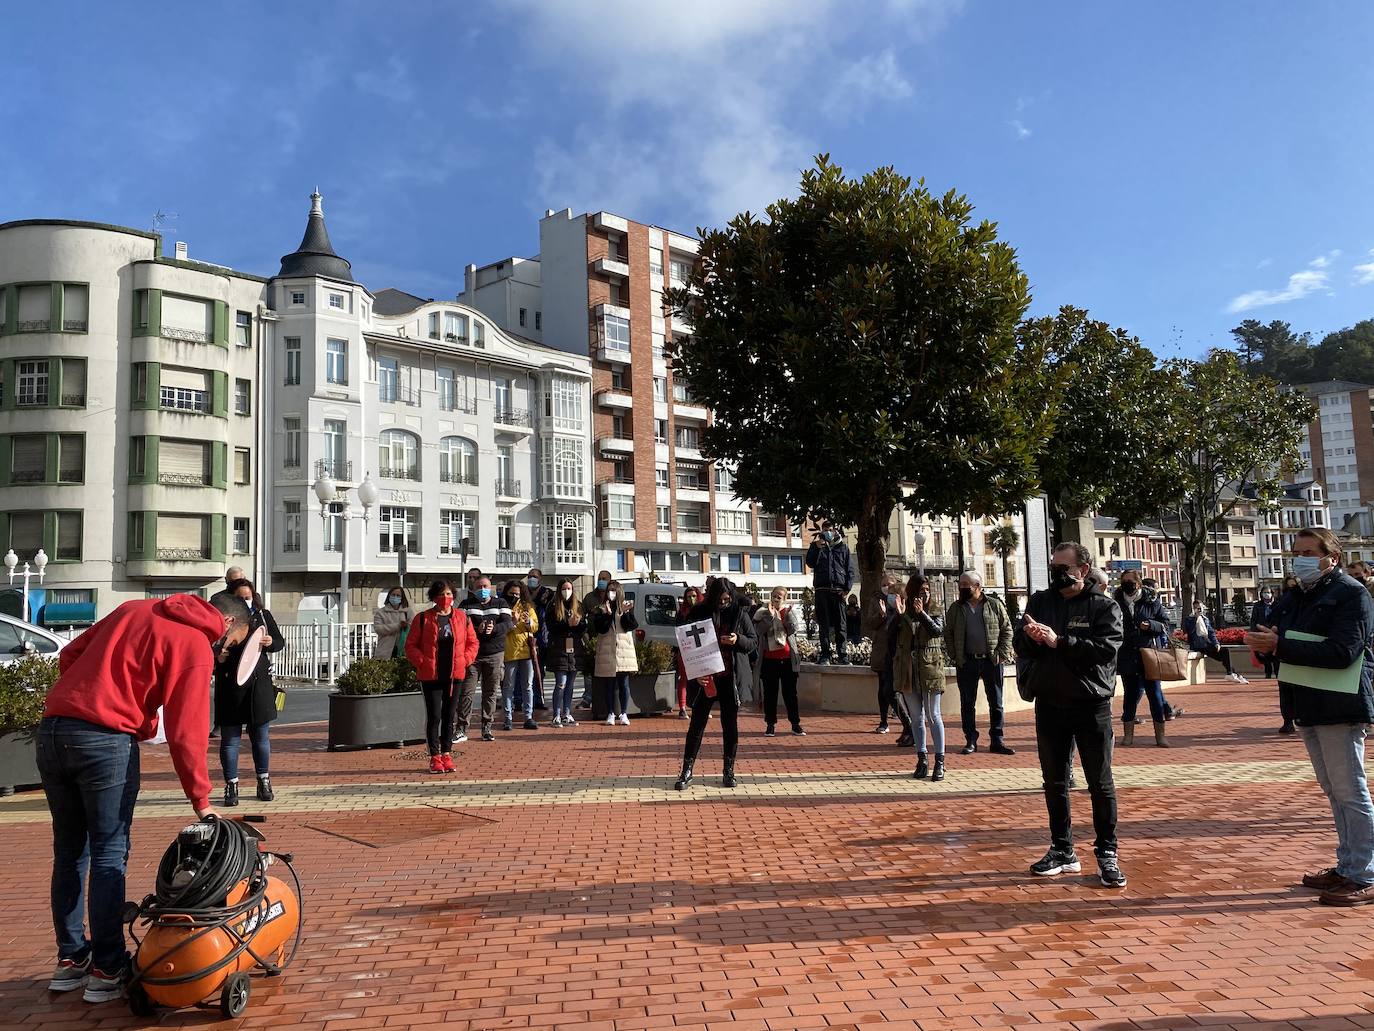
[379,506,419,554]
[670,257,693,284]
[283,500,301,553]
[129,512,146,554]
[62,284,88,332]
[676,426,700,450]
[715,465,735,493]
[717,509,752,534]
[378,429,420,480]
[159,439,210,485]
[710,553,745,573]
[162,295,212,342]
[654,419,667,444]
[17,360,48,406]
[672,381,692,403]
[440,510,476,555]
[323,501,344,552]
[7,511,42,553]
[10,435,44,483]
[284,337,301,385]
[541,436,584,498]
[606,496,635,530]
[778,554,804,574]
[283,418,302,468]
[653,377,666,401]
[749,554,779,574]
[444,311,467,342]
[326,338,347,384]
[290,290,306,306]
[234,378,251,415]
[438,367,457,411]
[472,321,485,348]
[675,504,703,532]
[428,312,440,339]
[496,445,516,494]
[655,463,669,488]
[602,314,630,354]
[544,510,586,565]
[377,356,398,403]
[439,436,478,484]
[328,293,344,310]
[609,458,631,483]
[544,375,583,431]
[232,518,250,554]
[159,368,210,413]
[609,282,627,307]
[534,311,542,332]
[612,414,627,439]
[497,513,514,551]
[54,512,81,562]
[323,419,347,478]
[235,311,252,347]
[657,505,670,531]
[676,467,705,491]
[130,438,147,479]
[519,307,527,328]
[234,448,251,485]
[611,368,626,390]
[493,376,511,415]
[649,247,664,276]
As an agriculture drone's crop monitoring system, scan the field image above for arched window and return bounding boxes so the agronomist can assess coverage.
[378,429,420,480]
[439,436,478,485]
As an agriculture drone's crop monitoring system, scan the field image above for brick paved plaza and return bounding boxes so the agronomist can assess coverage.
[3,677,1373,1031]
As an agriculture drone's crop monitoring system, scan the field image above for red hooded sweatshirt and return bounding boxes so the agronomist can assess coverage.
[43,595,223,812]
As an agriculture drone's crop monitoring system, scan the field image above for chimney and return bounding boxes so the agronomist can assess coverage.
[175,241,188,261]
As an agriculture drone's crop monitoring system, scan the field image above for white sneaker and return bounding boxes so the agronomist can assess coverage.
[1229,672,1248,684]
[605,714,616,726]
[82,966,127,1004]
[551,716,562,727]
[563,714,577,726]
[617,713,630,726]
[454,732,468,745]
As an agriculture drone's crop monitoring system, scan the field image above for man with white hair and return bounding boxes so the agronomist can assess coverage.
[209,567,245,605]
[944,569,1015,755]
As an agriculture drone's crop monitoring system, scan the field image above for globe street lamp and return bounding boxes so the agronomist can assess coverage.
[4,548,47,623]
[311,473,377,680]
[913,528,927,576]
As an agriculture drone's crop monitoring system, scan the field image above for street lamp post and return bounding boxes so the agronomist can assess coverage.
[913,528,927,576]
[4,548,47,623]
[312,472,378,682]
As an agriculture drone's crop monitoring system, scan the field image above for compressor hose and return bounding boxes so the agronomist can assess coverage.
[155,816,261,912]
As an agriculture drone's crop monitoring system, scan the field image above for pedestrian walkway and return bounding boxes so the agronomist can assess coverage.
[3,680,1373,1031]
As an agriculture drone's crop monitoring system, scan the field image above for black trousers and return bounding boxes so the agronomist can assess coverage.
[956,658,1005,745]
[1035,697,1117,855]
[761,658,801,729]
[1279,681,1294,724]
[683,683,739,765]
[423,680,457,755]
[815,590,848,659]
[877,669,913,732]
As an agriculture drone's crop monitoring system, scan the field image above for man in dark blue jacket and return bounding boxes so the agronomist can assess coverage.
[1247,527,1374,906]
[1250,588,1282,691]
[805,521,858,665]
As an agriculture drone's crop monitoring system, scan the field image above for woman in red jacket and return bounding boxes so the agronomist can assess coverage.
[405,580,479,774]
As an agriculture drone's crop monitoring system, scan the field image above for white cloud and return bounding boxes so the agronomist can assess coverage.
[1354,249,1374,286]
[1256,257,1273,269]
[822,50,915,118]
[1226,253,1337,313]
[1010,119,1032,141]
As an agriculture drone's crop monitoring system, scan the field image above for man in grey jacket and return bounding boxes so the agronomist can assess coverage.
[944,570,1015,755]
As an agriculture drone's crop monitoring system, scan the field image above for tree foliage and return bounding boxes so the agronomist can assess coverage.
[668,157,1055,608]
[986,522,1020,598]
[1231,317,1374,384]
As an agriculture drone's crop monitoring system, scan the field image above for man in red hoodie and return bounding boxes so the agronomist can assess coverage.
[37,592,251,1004]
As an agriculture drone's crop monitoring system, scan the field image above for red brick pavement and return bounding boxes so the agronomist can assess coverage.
[2,677,1373,1031]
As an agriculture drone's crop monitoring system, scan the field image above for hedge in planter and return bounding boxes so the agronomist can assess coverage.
[327,657,425,751]
[0,655,60,792]
[594,639,677,718]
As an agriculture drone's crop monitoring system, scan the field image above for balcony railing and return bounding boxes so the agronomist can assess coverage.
[63,319,87,332]
[10,469,44,484]
[597,475,636,486]
[162,325,211,344]
[315,458,352,482]
[439,395,478,414]
[16,320,50,332]
[57,468,83,483]
[159,389,209,413]
[440,469,479,485]
[61,393,86,407]
[493,407,532,427]
[379,462,421,481]
[283,539,301,554]
[378,384,421,407]
[495,549,539,568]
[156,547,211,561]
[16,391,48,407]
[495,478,522,497]
[158,471,209,487]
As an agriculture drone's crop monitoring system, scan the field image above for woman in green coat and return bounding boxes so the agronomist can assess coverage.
[890,574,948,782]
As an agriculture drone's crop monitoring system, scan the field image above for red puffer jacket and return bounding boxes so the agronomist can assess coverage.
[405,607,479,682]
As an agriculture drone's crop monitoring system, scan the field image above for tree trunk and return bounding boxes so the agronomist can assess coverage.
[1001,553,1011,600]
[1178,540,1206,616]
[855,481,896,631]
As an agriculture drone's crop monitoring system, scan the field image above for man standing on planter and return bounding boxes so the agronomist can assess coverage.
[36,593,251,1003]
[805,521,857,665]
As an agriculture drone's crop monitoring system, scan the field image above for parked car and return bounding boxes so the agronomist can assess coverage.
[0,613,66,663]
[617,582,691,647]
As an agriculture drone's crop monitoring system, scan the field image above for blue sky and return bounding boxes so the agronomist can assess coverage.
[5,1,1373,358]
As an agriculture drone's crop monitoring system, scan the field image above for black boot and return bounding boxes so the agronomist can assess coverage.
[675,718,706,790]
[913,754,929,780]
[674,761,695,791]
[931,755,945,782]
[256,774,274,802]
[722,755,737,788]
[223,780,239,807]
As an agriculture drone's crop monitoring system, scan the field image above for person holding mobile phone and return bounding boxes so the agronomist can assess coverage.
[591,579,639,725]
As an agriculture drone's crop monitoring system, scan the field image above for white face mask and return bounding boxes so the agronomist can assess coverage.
[560,588,573,600]
[607,592,617,602]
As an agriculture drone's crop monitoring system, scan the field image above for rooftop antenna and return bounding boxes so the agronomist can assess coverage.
[151,210,179,236]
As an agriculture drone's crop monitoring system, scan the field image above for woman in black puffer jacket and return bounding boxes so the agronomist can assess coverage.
[1112,570,1173,747]
[214,578,285,805]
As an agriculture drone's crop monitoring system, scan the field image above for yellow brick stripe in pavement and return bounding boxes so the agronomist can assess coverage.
[0,759,1314,824]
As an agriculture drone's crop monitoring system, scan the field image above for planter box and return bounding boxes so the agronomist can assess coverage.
[327,691,426,751]
[591,672,675,718]
[0,729,40,793]
[797,663,1036,718]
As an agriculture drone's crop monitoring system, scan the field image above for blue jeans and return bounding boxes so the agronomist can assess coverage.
[553,670,577,717]
[1301,723,1374,885]
[36,717,140,972]
[1120,673,1166,724]
[219,721,271,780]
[600,673,630,715]
[503,658,534,722]
[907,690,945,756]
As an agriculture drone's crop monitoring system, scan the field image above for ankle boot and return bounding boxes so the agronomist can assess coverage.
[913,754,929,780]
[931,755,945,782]
[721,755,737,788]
[223,780,239,807]
[675,718,706,790]
[1153,721,1169,748]
[1122,722,1135,747]
[256,774,274,801]
[674,761,695,790]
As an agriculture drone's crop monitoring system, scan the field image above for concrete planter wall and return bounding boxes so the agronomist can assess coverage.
[592,672,675,718]
[0,730,40,793]
[327,691,426,751]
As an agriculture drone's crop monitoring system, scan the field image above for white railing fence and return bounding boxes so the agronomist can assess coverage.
[275,622,379,685]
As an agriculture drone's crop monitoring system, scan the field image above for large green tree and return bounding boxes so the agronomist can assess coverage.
[668,157,1055,610]
[1313,319,1374,383]
[1230,318,1313,381]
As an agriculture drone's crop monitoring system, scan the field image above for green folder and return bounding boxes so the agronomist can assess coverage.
[1280,631,1364,694]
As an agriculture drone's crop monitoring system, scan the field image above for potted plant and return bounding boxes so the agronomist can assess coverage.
[0,655,60,793]
[627,638,675,715]
[327,657,426,751]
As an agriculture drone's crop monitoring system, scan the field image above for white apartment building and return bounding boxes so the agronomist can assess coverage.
[1253,480,1329,585]
[1296,380,1373,529]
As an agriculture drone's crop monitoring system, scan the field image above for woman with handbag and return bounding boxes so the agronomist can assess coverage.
[1113,569,1173,747]
[889,574,948,781]
[214,579,286,805]
[753,587,806,737]
[372,586,412,660]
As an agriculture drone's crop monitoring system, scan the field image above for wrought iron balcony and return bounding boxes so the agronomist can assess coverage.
[282,540,301,553]
[379,462,421,481]
[438,395,478,414]
[493,407,533,428]
[157,471,209,487]
[315,458,352,482]
[61,393,86,407]
[10,470,44,484]
[16,320,50,332]
[378,384,421,407]
[63,320,87,332]
[162,326,211,344]
[156,547,211,561]
[495,549,540,568]
[495,478,522,497]
[440,469,479,485]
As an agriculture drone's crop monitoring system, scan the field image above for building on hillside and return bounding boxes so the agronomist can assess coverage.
[461,207,813,592]
[1294,380,1372,529]
[0,219,266,628]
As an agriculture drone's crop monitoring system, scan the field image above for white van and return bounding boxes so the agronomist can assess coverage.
[617,581,691,647]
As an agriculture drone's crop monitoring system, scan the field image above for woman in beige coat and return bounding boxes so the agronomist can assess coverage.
[373,587,412,660]
[590,578,639,726]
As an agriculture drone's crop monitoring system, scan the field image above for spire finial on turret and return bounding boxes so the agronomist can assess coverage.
[310,190,322,215]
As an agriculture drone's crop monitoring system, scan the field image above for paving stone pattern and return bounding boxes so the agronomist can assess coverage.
[2,679,1373,1030]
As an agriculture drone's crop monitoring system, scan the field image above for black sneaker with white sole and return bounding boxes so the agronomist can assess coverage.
[1096,851,1127,888]
[1029,848,1082,876]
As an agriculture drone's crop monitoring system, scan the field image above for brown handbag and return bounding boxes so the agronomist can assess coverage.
[1140,645,1188,683]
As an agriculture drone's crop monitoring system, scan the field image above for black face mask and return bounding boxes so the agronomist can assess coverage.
[1122,582,1138,596]
[958,587,974,603]
[1050,564,1081,591]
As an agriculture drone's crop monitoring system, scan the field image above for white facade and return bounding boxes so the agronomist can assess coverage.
[1256,481,1330,584]
[1297,381,1371,529]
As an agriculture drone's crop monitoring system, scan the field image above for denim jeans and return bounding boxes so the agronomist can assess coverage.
[502,658,534,722]
[956,658,1005,745]
[1301,722,1374,885]
[553,670,577,718]
[1035,698,1117,855]
[906,690,945,756]
[600,673,631,715]
[459,655,505,732]
[1120,673,1166,724]
[219,721,271,780]
[36,717,140,973]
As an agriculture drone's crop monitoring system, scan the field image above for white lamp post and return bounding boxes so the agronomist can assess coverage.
[312,473,377,683]
[913,528,927,576]
[4,547,48,623]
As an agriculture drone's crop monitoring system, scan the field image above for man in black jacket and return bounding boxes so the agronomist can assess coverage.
[458,576,513,741]
[805,521,857,665]
[1015,541,1127,888]
[1246,527,1374,906]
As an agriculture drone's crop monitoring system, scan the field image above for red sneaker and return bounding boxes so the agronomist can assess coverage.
[440,753,455,773]
[428,755,444,774]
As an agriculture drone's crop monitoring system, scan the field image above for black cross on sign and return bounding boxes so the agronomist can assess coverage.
[684,624,707,648]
